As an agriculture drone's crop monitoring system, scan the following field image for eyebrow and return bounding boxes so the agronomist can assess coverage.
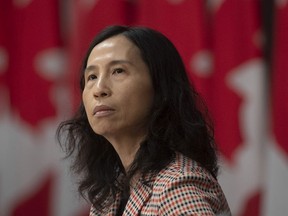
[85,60,134,73]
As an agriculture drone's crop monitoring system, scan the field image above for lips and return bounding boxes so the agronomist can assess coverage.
[93,105,115,116]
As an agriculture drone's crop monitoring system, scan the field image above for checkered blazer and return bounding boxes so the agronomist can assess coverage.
[90,152,231,215]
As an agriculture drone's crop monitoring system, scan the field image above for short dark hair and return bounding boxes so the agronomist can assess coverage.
[57,25,218,212]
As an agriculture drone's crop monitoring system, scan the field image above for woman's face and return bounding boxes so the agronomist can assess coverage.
[82,35,154,141]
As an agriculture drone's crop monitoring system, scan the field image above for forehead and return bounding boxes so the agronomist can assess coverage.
[87,35,140,65]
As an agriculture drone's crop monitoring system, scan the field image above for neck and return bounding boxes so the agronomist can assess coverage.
[105,134,145,171]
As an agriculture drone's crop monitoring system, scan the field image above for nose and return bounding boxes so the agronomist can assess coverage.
[93,75,111,98]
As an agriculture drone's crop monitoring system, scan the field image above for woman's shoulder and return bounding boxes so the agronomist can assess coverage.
[153,152,228,204]
[156,152,215,183]
[151,152,231,215]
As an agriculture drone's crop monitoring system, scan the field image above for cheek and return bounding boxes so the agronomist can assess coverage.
[128,89,154,118]
[82,91,91,116]
[82,95,87,111]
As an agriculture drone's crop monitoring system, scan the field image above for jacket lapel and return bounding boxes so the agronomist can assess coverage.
[122,172,156,216]
[123,181,152,216]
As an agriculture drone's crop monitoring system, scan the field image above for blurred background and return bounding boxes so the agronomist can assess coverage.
[0,0,287,215]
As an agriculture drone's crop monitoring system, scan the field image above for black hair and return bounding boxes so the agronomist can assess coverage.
[57,25,218,212]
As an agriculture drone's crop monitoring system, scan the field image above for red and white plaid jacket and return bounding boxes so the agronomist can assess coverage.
[90,152,231,215]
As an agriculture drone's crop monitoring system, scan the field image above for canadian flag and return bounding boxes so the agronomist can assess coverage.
[208,1,265,215]
[263,1,288,215]
[0,0,85,216]
[138,1,264,214]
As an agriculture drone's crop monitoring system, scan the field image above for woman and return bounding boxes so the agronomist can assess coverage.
[57,25,231,215]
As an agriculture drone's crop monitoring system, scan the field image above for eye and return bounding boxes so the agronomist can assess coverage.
[112,68,125,75]
[87,74,97,81]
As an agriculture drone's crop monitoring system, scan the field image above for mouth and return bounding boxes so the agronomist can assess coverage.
[93,105,115,117]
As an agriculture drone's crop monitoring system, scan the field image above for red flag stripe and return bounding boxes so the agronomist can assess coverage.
[272,2,288,156]
[6,0,62,127]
